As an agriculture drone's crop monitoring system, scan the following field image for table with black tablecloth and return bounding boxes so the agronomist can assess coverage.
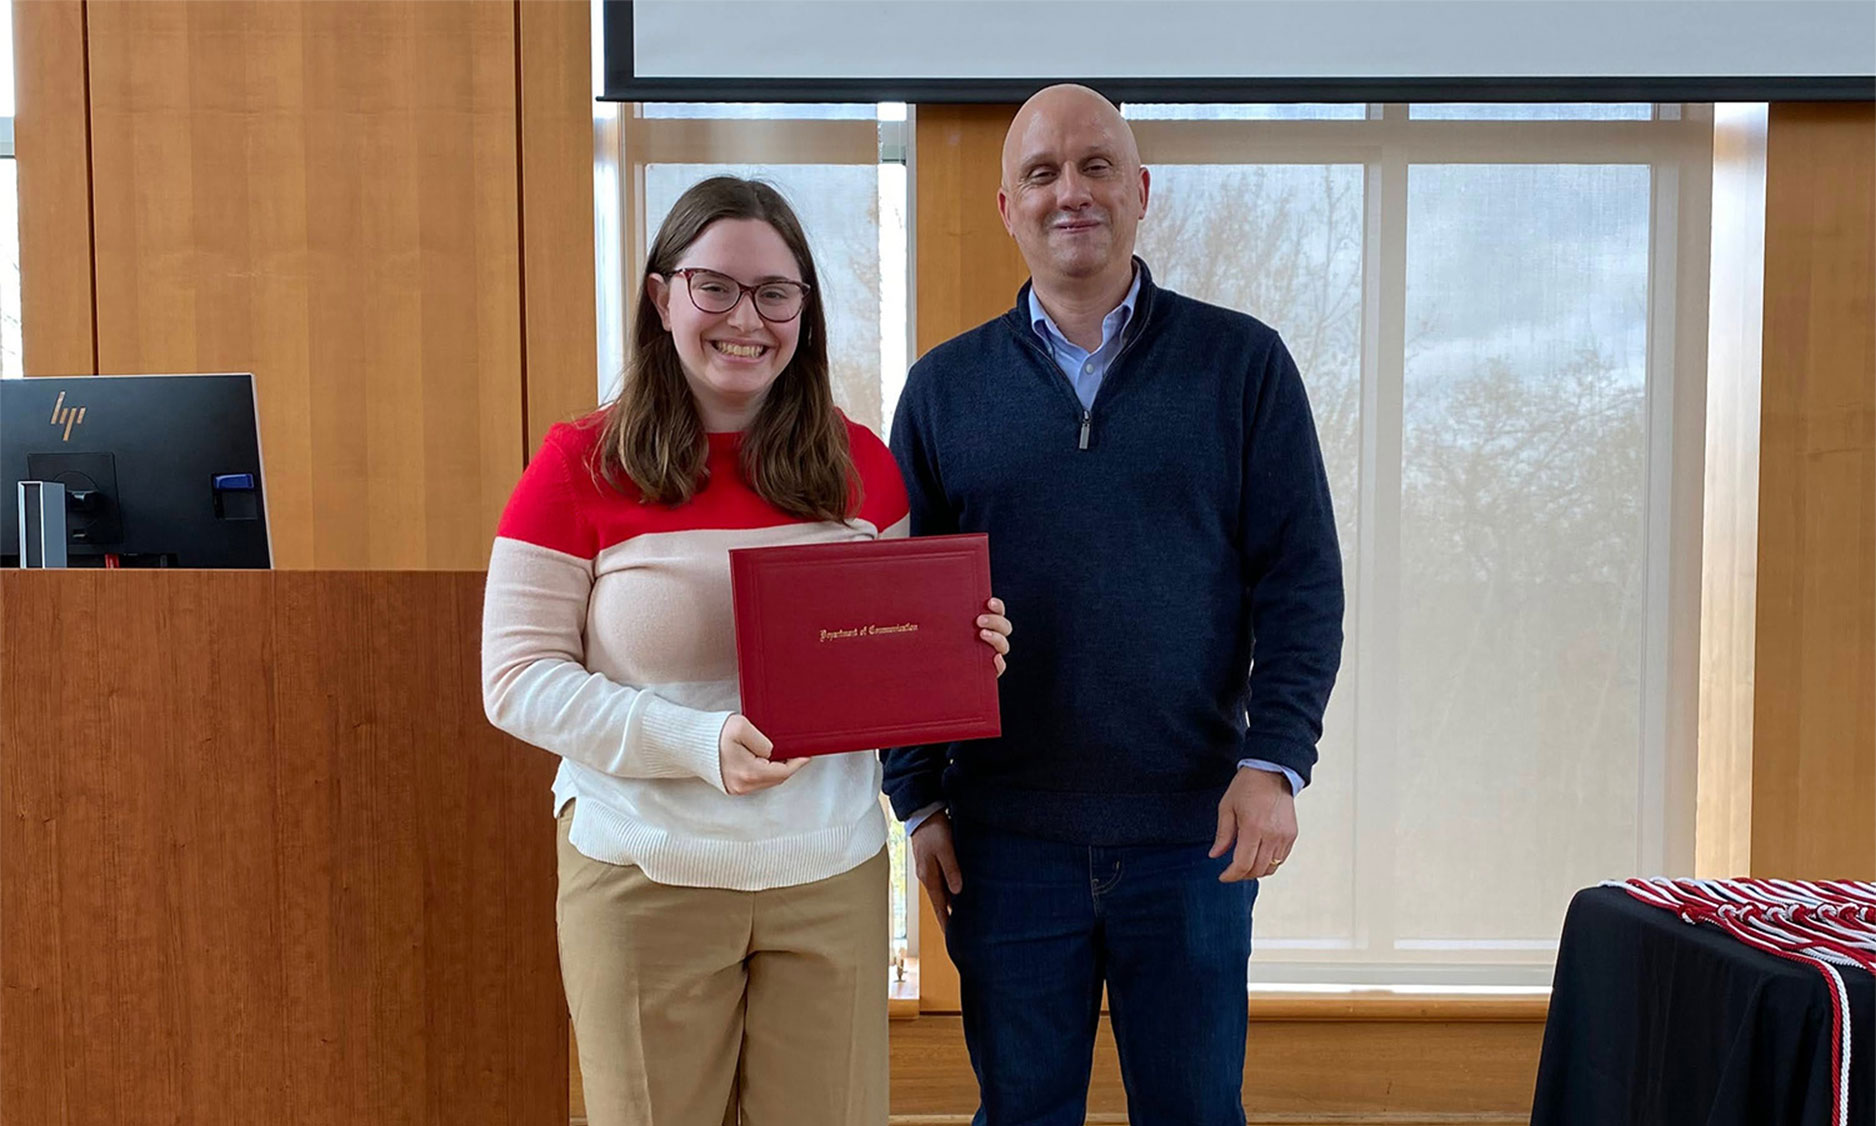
[1532,884,1874,1126]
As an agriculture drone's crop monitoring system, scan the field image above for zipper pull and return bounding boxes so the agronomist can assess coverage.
[1078,411,1091,450]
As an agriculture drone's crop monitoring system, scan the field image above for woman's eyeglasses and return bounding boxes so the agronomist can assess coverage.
[670,268,810,323]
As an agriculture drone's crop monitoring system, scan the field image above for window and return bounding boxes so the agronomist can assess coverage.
[1124,103,1366,121]
[1409,103,1655,120]
[1136,163,1366,948]
[1,0,20,377]
[597,100,1715,991]
[1397,163,1652,955]
[597,102,909,436]
[1126,103,1711,987]
[1,158,18,378]
[597,99,916,975]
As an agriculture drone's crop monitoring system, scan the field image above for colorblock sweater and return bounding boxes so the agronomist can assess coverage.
[883,264,1345,847]
[482,415,909,891]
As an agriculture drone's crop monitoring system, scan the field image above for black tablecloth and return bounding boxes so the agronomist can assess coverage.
[1532,885,1874,1126]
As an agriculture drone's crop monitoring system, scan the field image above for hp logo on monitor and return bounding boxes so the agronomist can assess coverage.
[49,391,87,442]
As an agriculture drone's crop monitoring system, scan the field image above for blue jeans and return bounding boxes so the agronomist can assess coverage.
[945,817,1258,1126]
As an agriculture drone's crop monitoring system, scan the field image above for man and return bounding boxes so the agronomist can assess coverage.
[884,84,1345,1125]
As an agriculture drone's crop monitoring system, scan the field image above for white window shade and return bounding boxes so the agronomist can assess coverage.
[1123,107,1710,987]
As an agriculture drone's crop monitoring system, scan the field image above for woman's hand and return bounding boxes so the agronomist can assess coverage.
[718,714,807,795]
[978,596,1012,677]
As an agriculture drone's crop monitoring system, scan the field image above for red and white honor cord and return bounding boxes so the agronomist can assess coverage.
[1605,878,1876,1126]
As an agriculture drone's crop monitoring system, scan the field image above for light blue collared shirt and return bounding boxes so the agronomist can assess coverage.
[901,272,1305,839]
[1027,269,1143,411]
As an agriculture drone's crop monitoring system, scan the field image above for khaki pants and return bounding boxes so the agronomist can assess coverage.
[556,806,889,1126]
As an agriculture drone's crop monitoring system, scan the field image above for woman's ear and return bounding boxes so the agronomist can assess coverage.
[646,274,674,331]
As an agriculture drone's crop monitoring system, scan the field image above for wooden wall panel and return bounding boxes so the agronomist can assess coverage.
[0,571,566,1126]
[909,103,1029,1013]
[519,0,602,450]
[1751,102,1876,881]
[12,0,96,376]
[80,1,525,569]
[913,105,1030,359]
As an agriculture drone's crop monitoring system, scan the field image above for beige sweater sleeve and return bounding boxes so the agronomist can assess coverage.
[480,536,730,790]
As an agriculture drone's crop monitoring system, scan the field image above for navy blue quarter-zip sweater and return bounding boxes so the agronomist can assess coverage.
[883,263,1345,847]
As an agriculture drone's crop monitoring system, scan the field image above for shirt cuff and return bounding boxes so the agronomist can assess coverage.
[1238,758,1303,797]
[636,696,732,792]
[903,801,946,837]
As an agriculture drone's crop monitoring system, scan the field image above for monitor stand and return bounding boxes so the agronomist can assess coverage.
[16,481,68,568]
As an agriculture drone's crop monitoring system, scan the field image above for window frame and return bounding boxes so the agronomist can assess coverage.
[1126,103,1712,986]
[593,100,922,975]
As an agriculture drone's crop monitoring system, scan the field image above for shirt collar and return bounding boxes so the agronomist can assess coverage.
[1028,265,1143,348]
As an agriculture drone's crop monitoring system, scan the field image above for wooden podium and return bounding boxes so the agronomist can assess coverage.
[0,570,566,1125]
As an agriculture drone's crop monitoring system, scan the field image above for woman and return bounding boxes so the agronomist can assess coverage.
[481,176,1009,1126]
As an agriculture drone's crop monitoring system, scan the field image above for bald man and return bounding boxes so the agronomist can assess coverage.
[882,85,1345,1125]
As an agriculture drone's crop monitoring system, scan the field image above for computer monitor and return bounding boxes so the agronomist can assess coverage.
[1,373,272,568]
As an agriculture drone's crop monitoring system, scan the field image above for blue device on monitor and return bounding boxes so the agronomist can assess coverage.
[1,373,272,568]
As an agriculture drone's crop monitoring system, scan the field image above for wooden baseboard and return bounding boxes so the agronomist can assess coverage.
[573,1001,1546,1122]
[891,1015,1542,1120]
[581,1118,1526,1126]
[582,1119,1526,1125]
[890,1118,1525,1126]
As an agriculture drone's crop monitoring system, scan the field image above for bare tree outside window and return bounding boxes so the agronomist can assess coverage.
[1397,165,1650,945]
[1133,154,1656,971]
[1139,164,1365,944]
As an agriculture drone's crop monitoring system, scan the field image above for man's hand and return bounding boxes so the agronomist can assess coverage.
[911,811,964,933]
[1209,766,1297,882]
[718,715,808,795]
[978,597,1012,677]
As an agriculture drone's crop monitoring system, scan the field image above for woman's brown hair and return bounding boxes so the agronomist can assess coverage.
[592,176,854,522]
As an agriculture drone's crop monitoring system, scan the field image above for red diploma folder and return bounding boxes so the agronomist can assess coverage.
[728,533,1001,759]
